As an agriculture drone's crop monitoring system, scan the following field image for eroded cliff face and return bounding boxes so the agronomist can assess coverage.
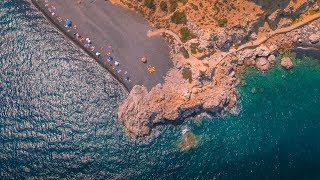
[115,0,320,137]
[118,55,238,137]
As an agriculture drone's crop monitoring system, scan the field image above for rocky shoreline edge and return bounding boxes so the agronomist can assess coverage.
[118,16,320,137]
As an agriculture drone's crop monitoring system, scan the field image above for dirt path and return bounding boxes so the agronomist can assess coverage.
[217,13,320,65]
[148,29,196,59]
[148,12,320,66]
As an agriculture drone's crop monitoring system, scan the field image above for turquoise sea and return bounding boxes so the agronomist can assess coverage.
[1,1,320,179]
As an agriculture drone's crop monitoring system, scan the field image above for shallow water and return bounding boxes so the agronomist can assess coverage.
[1,1,320,179]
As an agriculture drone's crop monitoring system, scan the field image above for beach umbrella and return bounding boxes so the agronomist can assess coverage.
[65,20,72,27]
[148,67,156,73]
[108,55,114,60]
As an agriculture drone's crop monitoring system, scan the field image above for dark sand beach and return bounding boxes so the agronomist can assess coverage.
[31,0,173,91]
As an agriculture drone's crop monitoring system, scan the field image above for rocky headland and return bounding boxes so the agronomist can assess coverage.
[115,0,320,137]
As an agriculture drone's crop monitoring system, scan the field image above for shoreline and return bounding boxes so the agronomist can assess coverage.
[294,47,320,59]
[30,0,320,137]
[30,0,130,92]
[30,0,173,92]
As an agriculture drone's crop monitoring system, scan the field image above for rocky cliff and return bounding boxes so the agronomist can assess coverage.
[118,55,238,136]
[115,0,320,137]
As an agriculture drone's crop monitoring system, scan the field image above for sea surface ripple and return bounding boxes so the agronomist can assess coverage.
[1,0,320,179]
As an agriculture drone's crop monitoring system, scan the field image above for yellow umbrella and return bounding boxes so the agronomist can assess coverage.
[148,67,156,73]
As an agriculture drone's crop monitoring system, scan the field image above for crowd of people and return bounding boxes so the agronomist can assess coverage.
[43,0,139,84]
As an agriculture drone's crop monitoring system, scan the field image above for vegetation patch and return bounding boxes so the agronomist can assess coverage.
[144,0,155,10]
[182,67,192,83]
[171,11,187,24]
[169,0,178,12]
[308,9,320,15]
[180,47,190,59]
[190,43,199,54]
[291,14,302,24]
[180,27,196,43]
[216,18,228,27]
[160,1,168,12]
[190,3,199,11]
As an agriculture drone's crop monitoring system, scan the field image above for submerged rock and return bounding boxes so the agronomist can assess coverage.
[281,57,293,70]
[178,131,198,151]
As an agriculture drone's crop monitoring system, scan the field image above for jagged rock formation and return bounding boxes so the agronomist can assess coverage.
[114,0,320,137]
[281,57,293,70]
[118,55,238,137]
[309,34,320,44]
[255,57,270,71]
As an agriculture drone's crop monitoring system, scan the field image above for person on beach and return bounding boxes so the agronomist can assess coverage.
[124,75,130,81]
[86,38,91,44]
[96,52,101,57]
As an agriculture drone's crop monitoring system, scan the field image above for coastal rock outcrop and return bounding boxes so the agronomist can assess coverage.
[256,45,272,57]
[281,57,293,70]
[268,54,276,63]
[114,0,320,137]
[255,57,271,71]
[309,34,320,44]
[118,56,239,137]
[117,86,152,136]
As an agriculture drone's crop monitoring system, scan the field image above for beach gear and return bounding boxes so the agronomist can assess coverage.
[141,57,147,63]
[115,61,119,66]
[124,75,129,81]
[86,38,91,44]
[148,67,156,73]
[108,55,114,60]
[65,20,72,27]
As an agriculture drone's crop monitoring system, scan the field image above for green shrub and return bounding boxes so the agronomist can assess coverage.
[309,9,320,15]
[190,3,198,11]
[180,47,190,59]
[160,1,168,12]
[180,27,195,42]
[171,11,187,24]
[190,43,199,54]
[217,18,228,27]
[182,67,192,83]
[179,0,188,5]
[144,0,155,10]
[169,0,178,12]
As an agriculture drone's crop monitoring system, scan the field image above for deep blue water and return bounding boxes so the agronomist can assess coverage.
[1,1,320,179]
